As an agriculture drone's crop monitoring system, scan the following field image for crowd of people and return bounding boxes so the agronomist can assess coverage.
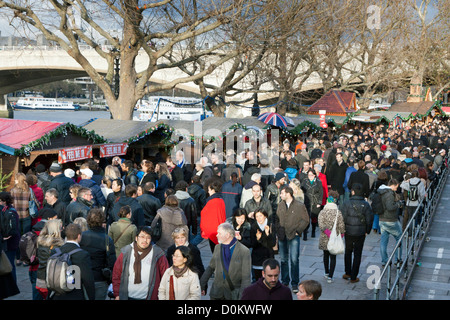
[1,117,449,300]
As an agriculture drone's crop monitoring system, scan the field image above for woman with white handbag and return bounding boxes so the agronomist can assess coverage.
[318,191,345,283]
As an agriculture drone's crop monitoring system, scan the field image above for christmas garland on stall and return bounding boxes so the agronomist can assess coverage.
[15,123,106,156]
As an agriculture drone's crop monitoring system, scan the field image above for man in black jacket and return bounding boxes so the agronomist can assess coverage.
[64,187,93,227]
[174,180,197,236]
[137,182,161,226]
[79,208,116,300]
[47,162,74,205]
[340,183,373,283]
[105,179,124,226]
[43,188,66,220]
[347,160,371,199]
[327,152,348,204]
[50,223,95,300]
[111,184,145,228]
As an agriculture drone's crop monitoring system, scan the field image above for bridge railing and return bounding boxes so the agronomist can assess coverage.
[0,45,113,51]
[373,154,449,300]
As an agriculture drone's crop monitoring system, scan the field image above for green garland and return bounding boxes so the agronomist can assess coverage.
[15,123,106,156]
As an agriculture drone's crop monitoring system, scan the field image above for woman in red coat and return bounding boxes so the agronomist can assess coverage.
[314,164,328,206]
[200,180,226,253]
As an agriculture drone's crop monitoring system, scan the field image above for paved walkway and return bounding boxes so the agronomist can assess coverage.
[6,225,392,301]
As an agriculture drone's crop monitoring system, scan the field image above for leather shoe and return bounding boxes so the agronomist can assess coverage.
[350,278,360,283]
[342,274,351,280]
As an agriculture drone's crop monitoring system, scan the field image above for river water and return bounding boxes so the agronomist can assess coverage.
[12,109,141,126]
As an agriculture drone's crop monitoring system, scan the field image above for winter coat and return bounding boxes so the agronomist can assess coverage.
[347,169,371,198]
[108,218,137,258]
[123,168,139,186]
[400,177,426,207]
[79,178,106,207]
[10,187,30,220]
[169,166,184,189]
[227,217,252,249]
[318,203,346,251]
[249,218,276,267]
[244,196,273,218]
[48,173,74,205]
[276,199,309,241]
[340,195,373,236]
[265,182,283,214]
[240,180,258,208]
[378,185,402,222]
[154,174,171,204]
[137,192,162,226]
[112,243,169,300]
[174,190,197,234]
[151,205,188,252]
[79,226,117,282]
[188,183,207,215]
[158,267,201,300]
[328,160,348,195]
[64,197,93,226]
[166,243,205,279]
[221,180,242,219]
[200,240,251,300]
[200,193,226,244]
[111,196,145,228]
[301,178,323,217]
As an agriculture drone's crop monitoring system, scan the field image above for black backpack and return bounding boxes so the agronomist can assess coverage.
[408,181,420,202]
[19,231,39,265]
[0,206,17,238]
[369,190,384,215]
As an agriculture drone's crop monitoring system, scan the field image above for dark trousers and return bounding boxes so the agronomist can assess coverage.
[323,250,337,278]
[344,234,366,281]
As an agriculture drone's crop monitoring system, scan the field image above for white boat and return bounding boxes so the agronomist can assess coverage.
[14,96,80,110]
[134,96,213,121]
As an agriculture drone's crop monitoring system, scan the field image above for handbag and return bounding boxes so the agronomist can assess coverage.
[28,188,39,218]
[327,212,345,255]
[152,216,162,242]
[0,250,13,276]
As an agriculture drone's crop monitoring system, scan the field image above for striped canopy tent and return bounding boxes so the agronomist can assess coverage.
[258,112,294,127]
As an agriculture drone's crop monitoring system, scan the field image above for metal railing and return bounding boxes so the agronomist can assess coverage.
[373,155,449,300]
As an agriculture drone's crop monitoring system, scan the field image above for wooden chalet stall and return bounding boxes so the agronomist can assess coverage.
[306,90,359,116]
[0,118,105,190]
[82,119,181,165]
[387,100,445,125]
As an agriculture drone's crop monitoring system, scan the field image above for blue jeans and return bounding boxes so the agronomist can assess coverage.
[278,235,300,287]
[379,221,403,264]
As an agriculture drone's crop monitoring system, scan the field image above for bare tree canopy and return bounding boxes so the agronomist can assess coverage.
[0,0,274,119]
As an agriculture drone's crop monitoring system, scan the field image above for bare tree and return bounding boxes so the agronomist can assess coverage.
[0,0,268,120]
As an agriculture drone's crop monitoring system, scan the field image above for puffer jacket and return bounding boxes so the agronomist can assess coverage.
[340,195,373,236]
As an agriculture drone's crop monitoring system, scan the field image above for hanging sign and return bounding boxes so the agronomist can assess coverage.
[99,143,128,158]
[319,110,328,128]
[58,145,93,164]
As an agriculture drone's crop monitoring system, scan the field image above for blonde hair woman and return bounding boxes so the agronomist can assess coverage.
[289,178,305,202]
[36,219,64,299]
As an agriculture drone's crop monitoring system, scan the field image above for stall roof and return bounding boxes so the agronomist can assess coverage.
[0,118,63,151]
[82,117,269,144]
[0,118,106,156]
[388,101,438,115]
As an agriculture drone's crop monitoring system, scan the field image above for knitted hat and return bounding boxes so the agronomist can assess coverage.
[64,169,75,179]
[49,162,62,173]
[80,168,93,178]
